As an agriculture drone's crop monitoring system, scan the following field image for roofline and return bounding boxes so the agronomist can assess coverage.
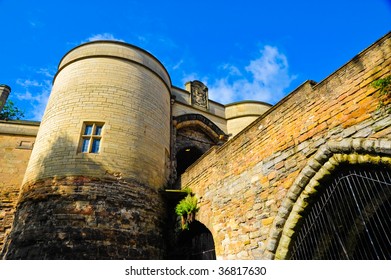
[0,119,41,126]
[57,40,172,86]
[218,30,391,146]
[225,100,273,107]
[313,31,391,90]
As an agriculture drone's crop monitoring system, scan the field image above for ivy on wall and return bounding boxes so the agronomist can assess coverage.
[372,75,391,111]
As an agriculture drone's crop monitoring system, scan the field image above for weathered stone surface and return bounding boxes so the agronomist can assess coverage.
[1,177,166,259]
[0,129,37,249]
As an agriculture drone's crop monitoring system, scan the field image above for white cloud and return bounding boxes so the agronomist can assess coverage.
[37,67,55,78]
[28,20,43,29]
[15,77,52,120]
[208,45,296,104]
[86,33,124,42]
[221,64,242,76]
[16,79,41,87]
[172,59,184,70]
[181,73,202,85]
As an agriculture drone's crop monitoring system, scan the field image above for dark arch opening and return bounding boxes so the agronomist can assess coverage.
[176,146,203,176]
[289,163,391,260]
[175,221,216,260]
[174,114,227,141]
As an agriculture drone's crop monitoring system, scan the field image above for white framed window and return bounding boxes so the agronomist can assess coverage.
[79,122,104,153]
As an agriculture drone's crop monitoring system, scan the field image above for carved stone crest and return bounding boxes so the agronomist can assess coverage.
[189,80,208,109]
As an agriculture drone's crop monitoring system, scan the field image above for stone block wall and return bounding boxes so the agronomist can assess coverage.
[1,177,166,259]
[180,33,391,259]
[225,101,272,137]
[24,42,171,189]
[0,121,38,249]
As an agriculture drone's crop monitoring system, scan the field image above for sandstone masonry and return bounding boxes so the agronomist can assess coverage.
[0,32,390,259]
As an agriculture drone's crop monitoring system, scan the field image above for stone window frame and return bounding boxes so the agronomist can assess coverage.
[79,122,104,154]
[263,138,391,260]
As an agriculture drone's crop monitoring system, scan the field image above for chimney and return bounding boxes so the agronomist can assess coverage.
[0,84,11,112]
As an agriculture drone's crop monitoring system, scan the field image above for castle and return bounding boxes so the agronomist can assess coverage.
[0,32,390,259]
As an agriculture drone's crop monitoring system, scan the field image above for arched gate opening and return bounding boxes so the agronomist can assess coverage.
[175,221,216,260]
[176,147,204,176]
[289,163,391,259]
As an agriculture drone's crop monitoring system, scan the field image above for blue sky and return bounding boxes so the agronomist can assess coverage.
[1,0,390,120]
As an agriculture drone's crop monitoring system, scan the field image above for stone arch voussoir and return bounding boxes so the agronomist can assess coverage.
[263,138,391,260]
[174,114,228,143]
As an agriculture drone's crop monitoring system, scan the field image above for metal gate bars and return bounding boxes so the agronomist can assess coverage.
[289,163,391,260]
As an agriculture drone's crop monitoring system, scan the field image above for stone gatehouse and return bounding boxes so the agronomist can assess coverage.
[0,32,390,259]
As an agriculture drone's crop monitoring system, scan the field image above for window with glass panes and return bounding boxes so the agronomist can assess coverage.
[80,123,103,153]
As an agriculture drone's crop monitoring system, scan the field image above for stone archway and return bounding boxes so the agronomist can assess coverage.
[289,163,391,259]
[176,146,204,176]
[263,138,391,260]
[175,220,216,260]
[173,114,227,180]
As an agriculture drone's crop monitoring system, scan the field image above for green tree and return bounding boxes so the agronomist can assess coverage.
[0,100,25,120]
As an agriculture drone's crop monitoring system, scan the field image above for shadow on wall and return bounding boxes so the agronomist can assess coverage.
[1,133,167,260]
[169,220,216,260]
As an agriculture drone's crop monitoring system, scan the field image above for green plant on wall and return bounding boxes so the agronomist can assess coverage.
[175,193,199,230]
[372,75,391,111]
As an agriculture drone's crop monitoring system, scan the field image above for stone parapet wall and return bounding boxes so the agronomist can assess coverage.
[173,102,228,134]
[57,41,171,89]
[180,32,391,259]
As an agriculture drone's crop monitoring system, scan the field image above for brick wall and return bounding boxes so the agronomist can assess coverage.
[181,33,391,259]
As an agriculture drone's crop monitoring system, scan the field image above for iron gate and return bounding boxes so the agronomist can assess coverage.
[289,163,391,259]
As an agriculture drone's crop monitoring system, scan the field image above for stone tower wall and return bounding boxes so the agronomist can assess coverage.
[225,101,272,137]
[23,41,171,188]
[1,41,171,259]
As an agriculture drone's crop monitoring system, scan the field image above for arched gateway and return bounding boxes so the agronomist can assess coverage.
[266,138,391,260]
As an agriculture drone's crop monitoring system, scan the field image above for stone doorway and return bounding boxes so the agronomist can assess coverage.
[175,221,216,260]
[176,146,203,176]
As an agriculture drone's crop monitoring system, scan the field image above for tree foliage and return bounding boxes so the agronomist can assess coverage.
[0,100,25,120]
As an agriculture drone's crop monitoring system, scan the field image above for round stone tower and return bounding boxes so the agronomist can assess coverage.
[1,41,171,259]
